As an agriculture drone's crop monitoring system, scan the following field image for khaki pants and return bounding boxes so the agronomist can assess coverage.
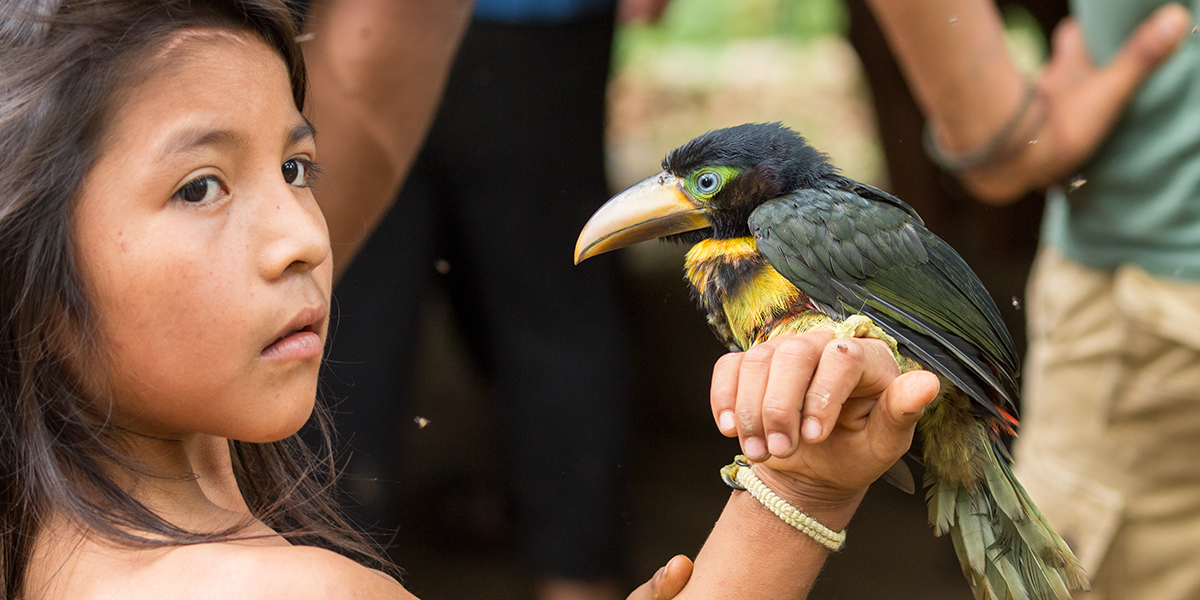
[1014,248,1200,600]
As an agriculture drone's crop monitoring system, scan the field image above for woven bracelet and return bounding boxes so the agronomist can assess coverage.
[720,455,846,551]
[923,78,1042,171]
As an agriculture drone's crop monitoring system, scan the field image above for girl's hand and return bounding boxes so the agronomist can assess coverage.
[627,555,694,600]
[710,330,940,506]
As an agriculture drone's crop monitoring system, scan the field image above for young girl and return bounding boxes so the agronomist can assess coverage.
[0,1,938,598]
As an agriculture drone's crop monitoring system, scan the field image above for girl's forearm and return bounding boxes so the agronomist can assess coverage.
[676,486,863,599]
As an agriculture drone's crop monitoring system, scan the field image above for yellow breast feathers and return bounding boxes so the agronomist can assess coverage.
[684,237,819,349]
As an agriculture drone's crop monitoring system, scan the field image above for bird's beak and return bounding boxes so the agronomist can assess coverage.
[574,172,710,264]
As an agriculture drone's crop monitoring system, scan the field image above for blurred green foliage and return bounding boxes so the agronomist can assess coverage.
[1001,4,1049,75]
[615,0,1050,73]
[614,0,848,67]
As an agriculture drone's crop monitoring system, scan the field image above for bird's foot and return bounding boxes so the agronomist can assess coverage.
[835,314,902,361]
[720,455,750,490]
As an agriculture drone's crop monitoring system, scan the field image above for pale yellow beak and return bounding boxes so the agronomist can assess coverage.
[574,172,711,264]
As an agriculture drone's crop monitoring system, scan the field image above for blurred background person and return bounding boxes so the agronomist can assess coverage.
[320,2,667,600]
[298,0,472,272]
[865,1,1197,597]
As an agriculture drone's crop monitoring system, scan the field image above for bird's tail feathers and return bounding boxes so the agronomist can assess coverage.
[927,434,1088,600]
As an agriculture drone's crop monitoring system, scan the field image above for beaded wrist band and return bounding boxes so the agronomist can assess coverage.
[721,455,846,551]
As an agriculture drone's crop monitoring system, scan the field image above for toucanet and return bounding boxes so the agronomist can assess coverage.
[575,122,1087,600]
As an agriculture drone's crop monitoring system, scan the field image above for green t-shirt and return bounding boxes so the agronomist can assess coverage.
[1044,0,1200,279]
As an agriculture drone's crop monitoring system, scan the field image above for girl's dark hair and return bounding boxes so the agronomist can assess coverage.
[0,1,387,596]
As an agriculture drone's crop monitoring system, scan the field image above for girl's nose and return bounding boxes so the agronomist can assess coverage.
[257,183,332,280]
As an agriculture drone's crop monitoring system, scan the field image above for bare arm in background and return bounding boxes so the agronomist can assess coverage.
[301,0,474,277]
[865,0,1191,204]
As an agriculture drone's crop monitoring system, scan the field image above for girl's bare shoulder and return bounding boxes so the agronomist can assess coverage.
[27,533,412,600]
[166,543,412,599]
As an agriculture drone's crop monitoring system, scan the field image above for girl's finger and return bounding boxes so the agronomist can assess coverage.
[837,396,879,431]
[655,555,694,600]
[759,334,824,458]
[821,337,905,436]
[800,338,866,443]
[867,370,940,460]
[876,370,940,432]
[711,352,744,437]
[802,336,900,442]
[734,342,776,461]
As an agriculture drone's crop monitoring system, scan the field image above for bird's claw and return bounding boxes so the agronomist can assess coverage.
[835,314,903,363]
[721,455,750,490]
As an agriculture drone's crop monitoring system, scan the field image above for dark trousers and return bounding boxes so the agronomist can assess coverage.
[322,13,630,581]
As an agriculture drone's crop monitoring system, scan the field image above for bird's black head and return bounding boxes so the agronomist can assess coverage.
[662,122,835,240]
[574,123,839,264]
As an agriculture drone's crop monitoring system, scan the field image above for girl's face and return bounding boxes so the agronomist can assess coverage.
[74,30,332,443]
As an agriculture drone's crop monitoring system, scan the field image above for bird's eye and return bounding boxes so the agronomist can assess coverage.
[697,171,721,194]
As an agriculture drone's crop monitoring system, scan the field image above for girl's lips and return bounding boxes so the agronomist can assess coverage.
[262,306,327,360]
[261,328,323,361]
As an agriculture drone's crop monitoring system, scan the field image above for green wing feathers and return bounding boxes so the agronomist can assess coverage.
[750,188,1021,413]
[749,184,1089,598]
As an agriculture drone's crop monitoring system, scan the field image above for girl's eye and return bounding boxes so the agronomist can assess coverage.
[282,158,307,186]
[174,175,221,204]
[697,171,721,193]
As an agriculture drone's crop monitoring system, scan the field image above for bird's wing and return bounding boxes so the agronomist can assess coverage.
[749,185,1020,418]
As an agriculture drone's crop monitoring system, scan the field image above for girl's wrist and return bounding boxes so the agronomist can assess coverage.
[749,465,865,533]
